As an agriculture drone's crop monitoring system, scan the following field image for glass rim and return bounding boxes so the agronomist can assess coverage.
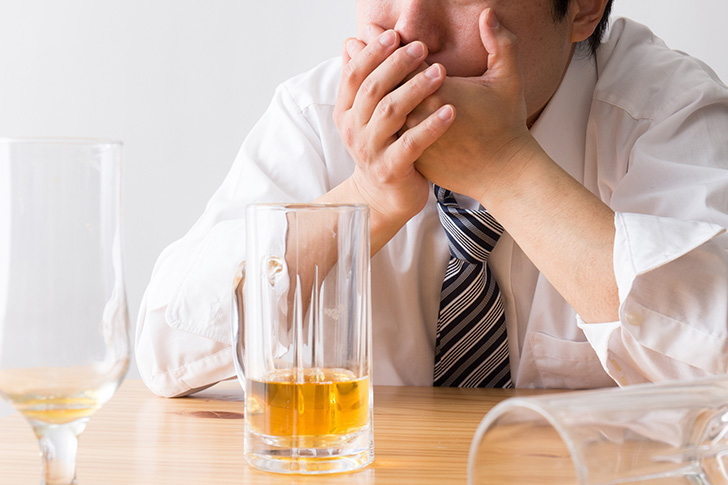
[0,136,123,147]
[246,202,368,211]
[468,397,586,483]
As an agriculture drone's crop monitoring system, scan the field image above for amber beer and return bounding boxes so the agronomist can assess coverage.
[239,204,372,473]
[247,368,369,445]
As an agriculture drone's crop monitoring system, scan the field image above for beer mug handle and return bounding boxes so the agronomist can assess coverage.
[232,261,246,393]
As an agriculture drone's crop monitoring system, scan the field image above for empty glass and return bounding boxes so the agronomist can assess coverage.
[233,203,373,474]
[469,376,728,484]
[0,138,130,484]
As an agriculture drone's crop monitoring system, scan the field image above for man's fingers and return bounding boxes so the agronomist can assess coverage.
[342,37,365,65]
[336,29,400,113]
[352,40,429,126]
[361,23,386,46]
[390,104,456,168]
[370,63,447,138]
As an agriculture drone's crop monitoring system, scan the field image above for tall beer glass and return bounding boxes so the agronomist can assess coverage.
[233,203,373,474]
[0,138,130,484]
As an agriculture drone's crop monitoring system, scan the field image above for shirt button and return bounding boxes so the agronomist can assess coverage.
[609,358,623,372]
[626,312,643,326]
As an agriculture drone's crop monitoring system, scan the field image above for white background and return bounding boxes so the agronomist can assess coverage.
[0,1,725,381]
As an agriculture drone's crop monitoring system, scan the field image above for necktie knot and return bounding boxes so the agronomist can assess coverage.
[433,184,512,388]
[434,185,503,264]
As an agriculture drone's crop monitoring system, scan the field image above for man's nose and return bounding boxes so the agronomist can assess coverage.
[393,0,443,53]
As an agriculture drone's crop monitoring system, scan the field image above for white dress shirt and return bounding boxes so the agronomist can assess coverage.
[136,18,728,397]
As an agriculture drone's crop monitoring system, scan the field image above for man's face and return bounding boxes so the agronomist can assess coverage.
[355,0,576,121]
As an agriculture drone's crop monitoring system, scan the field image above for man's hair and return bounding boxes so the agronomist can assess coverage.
[553,0,614,55]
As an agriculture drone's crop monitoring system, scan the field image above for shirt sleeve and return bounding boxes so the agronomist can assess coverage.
[135,79,337,397]
[579,213,726,385]
[578,77,728,386]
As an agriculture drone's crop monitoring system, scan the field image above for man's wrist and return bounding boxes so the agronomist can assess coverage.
[473,134,548,211]
[315,176,413,255]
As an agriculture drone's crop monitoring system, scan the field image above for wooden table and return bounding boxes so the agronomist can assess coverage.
[0,379,553,484]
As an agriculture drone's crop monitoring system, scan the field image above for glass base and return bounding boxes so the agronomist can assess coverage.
[246,447,373,474]
[245,427,373,474]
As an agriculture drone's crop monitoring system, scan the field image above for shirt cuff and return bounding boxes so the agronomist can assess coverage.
[148,345,237,398]
[578,212,726,385]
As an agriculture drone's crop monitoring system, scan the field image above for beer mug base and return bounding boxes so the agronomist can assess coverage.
[245,426,374,474]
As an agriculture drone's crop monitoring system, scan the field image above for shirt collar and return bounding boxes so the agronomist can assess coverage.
[529,52,598,184]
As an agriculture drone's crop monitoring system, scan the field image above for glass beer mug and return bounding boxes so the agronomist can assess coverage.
[469,377,728,484]
[233,203,373,475]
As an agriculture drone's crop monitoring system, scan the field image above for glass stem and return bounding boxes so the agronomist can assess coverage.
[32,419,88,485]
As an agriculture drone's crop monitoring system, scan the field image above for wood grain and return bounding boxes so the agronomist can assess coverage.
[0,380,554,484]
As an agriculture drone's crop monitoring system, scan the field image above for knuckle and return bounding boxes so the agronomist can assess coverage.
[402,115,415,132]
[413,71,431,90]
[341,126,355,147]
[354,140,368,159]
[373,163,390,184]
[424,115,442,135]
[376,95,396,118]
[341,60,361,86]
[333,111,355,147]
[390,49,415,72]
[359,77,381,99]
[333,112,351,137]
[399,131,418,155]
[502,33,519,51]
[402,76,426,100]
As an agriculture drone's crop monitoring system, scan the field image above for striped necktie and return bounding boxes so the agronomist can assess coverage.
[433,185,512,388]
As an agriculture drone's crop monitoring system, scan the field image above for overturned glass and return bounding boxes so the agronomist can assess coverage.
[469,376,728,484]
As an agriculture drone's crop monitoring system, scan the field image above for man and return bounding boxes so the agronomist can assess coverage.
[136,0,728,397]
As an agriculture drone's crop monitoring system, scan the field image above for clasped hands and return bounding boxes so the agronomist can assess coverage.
[333,8,538,232]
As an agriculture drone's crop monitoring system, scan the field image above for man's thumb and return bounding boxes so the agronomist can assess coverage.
[479,8,522,87]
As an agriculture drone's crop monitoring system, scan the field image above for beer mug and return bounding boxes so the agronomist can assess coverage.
[233,203,373,474]
[469,376,728,484]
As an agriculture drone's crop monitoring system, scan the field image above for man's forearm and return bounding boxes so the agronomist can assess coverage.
[483,140,619,323]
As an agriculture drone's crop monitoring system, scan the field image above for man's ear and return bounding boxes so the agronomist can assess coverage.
[569,0,610,43]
